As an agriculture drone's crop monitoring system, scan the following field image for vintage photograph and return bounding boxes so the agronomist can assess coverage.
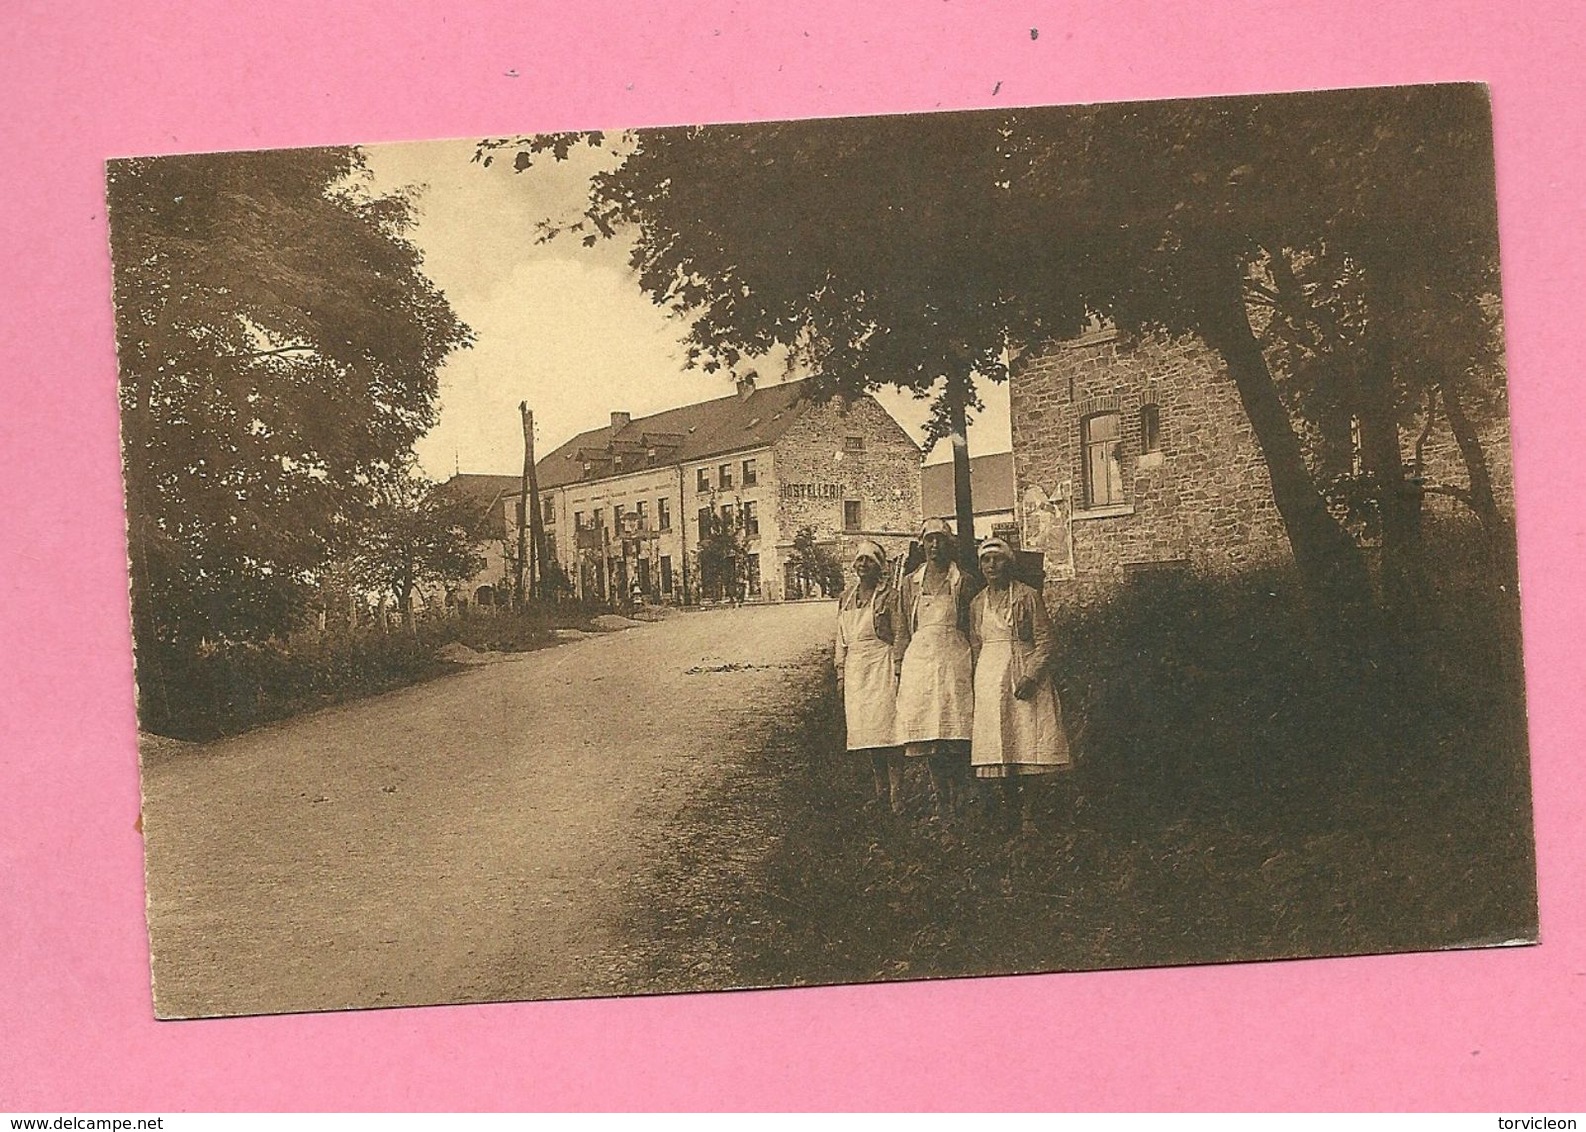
[112,83,1536,1019]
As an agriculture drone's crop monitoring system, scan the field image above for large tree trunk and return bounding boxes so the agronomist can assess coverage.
[1357,307,1424,629]
[1441,379,1501,539]
[947,376,978,575]
[1194,265,1372,620]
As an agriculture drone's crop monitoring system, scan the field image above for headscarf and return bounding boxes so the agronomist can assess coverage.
[851,539,887,568]
[977,536,1016,565]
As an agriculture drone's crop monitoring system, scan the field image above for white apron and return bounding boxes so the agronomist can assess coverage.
[895,571,974,748]
[971,593,1069,777]
[837,593,898,751]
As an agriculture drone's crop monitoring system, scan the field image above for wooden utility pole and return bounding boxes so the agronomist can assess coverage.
[525,407,548,600]
[516,403,534,606]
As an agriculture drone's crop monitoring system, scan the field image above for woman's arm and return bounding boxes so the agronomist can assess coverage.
[968,590,984,668]
[833,604,848,686]
[891,577,913,674]
[1024,584,1057,679]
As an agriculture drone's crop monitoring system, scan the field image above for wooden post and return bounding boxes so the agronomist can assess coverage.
[515,405,530,607]
[522,404,548,601]
[948,377,978,575]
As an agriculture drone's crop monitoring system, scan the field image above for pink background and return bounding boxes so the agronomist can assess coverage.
[3,0,1584,1112]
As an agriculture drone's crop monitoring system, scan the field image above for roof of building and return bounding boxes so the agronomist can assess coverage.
[921,451,1015,519]
[437,473,522,538]
[533,379,816,490]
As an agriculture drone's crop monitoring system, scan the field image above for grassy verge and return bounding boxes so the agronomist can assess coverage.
[621,567,1537,994]
[137,601,604,741]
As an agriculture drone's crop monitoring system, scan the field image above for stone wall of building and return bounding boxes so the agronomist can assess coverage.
[1010,329,1289,609]
[1011,327,1519,611]
[768,394,923,595]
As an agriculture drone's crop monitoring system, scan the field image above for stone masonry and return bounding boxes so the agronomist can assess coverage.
[768,394,923,593]
[1011,328,1290,609]
[1010,325,1517,611]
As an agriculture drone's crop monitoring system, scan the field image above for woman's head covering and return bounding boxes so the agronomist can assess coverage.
[919,517,955,543]
[851,539,887,567]
[977,536,1016,565]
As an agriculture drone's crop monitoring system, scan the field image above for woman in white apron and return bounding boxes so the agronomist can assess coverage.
[834,540,904,813]
[969,537,1070,833]
[894,519,977,823]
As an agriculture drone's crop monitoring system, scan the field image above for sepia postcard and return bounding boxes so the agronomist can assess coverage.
[111,83,1537,1019]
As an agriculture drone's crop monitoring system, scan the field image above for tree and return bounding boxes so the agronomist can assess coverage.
[481,119,1039,572]
[784,527,846,599]
[340,463,489,625]
[1117,87,1509,621]
[484,85,1502,618]
[109,147,472,659]
[695,509,751,601]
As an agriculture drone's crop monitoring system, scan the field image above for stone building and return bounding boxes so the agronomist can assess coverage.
[520,377,922,604]
[1008,322,1514,608]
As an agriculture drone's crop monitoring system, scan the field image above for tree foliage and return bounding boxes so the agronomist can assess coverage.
[339,463,490,622]
[485,85,1505,619]
[110,146,472,650]
[785,527,847,599]
[695,509,752,600]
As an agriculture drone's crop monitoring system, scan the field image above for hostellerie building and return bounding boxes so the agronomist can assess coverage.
[510,376,922,604]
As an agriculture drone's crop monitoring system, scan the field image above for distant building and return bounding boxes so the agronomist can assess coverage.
[505,376,922,604]
[1008,323,1514,608]
[434,473,523,606]
[920,452,1017,543]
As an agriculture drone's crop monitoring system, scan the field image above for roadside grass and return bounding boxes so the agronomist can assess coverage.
[622,561,1537,995]
[137,601,605,741]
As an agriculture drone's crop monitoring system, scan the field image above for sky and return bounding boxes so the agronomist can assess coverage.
[361,135,1011,479]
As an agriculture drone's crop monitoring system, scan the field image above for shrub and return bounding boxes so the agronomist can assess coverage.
[135,600,603,741]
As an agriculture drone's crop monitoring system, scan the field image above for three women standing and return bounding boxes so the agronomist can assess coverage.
[834,539,906,813]
[834,523,1071,831]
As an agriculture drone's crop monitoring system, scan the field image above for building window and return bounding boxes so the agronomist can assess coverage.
[1140,403,1161,455]
[542,497,555,525]
[660,555,673,593]
[742,500,759,538]
[697,468,710,492]
[742,458,758,486]
[1082,411,1126,508]
[844,435,865,453]
[657,497,671,531]
[720,503,736,528]
[698,507,713,537]
[636,500,648,528]
[593,507,604,530]
[719,463,733,489]
[747,553,762,595]
[574,510,584,530]
[843,500,862,531]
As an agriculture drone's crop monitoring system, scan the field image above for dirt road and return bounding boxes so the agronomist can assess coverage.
[140,601,834,1018]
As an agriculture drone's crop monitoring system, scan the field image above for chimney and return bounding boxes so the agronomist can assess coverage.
[735,369,758,400]
[610,411,631,432]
